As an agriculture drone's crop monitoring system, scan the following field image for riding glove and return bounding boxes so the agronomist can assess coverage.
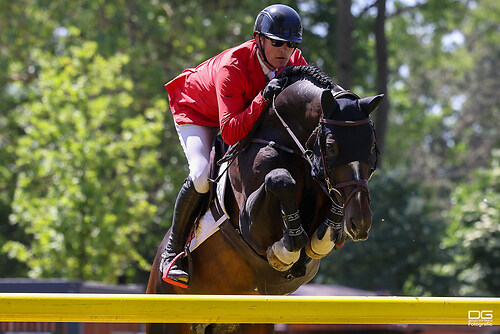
[262,77,288,100]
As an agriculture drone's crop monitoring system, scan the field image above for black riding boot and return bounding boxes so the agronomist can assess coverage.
[160,177,206,287]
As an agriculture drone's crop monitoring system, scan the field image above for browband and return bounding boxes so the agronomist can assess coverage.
[320,117,371,127]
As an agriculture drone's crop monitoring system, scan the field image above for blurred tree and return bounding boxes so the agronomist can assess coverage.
[1,0,498,294]
[336,0,353,88]
[405,149,500,296]
[374,0,390,165]
[383,0,499,181]
[310,0,500,296]
[0,0,45,278]
[0,0,297,282]
[3,39,164,282]
[443,149,500,296]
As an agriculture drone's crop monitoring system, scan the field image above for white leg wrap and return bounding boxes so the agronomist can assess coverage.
[305,226,335,259]
[266,238,301,271]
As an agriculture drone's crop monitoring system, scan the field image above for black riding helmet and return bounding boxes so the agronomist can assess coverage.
[254,4,303,43]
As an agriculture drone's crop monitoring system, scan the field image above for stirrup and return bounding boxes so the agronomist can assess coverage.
[161,251,189,288]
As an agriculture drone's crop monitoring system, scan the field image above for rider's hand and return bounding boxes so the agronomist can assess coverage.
[262,77,288,100]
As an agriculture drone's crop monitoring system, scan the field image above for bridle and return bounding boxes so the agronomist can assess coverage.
[271,90,378,211]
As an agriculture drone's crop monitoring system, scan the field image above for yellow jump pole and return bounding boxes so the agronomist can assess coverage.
[0,293,499,325]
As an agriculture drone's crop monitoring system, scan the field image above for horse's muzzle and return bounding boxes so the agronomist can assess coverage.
[344,195,372,241]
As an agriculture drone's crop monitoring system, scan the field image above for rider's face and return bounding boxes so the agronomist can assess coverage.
[257,35,296,71]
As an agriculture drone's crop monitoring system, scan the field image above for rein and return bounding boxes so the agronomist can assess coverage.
[270,96,315,166]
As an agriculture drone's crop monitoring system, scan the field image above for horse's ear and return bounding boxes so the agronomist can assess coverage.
[321,89,338,114]
[359,94,384,115]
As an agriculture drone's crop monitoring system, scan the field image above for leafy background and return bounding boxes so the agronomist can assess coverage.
[1,0,498,296]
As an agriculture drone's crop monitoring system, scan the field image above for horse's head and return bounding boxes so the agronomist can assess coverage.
[260,65,383,263]
[309,89,384,243]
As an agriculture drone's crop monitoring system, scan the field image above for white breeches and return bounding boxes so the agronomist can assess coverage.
[175,123,219,194]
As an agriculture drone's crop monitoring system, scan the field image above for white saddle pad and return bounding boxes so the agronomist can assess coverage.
[188,161,230,252]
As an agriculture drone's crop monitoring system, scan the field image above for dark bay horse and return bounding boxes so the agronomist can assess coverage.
[147,65,383,334]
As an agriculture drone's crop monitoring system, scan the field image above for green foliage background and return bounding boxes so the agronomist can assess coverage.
[1,0,498,296]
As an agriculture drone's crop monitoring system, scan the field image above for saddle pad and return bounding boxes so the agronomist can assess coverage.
[188,161,230,252]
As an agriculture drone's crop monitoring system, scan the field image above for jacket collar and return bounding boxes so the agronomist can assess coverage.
[249,41,267,87]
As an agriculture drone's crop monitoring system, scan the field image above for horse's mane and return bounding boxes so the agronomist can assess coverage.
[277,65,340,90]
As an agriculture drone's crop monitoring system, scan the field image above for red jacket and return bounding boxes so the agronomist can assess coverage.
[165,40,307,145]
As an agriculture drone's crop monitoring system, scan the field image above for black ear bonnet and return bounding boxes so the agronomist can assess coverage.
[309,95,379,183]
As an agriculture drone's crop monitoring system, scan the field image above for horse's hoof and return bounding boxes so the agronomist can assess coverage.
[305,243,329,259]
[266,239,300,271]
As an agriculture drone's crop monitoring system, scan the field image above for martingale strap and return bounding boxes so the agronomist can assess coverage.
[271,97,314,167]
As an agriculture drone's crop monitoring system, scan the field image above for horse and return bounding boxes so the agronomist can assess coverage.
[146,65,384,334]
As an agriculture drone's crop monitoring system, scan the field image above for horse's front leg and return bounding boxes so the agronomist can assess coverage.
[248,168,309,271]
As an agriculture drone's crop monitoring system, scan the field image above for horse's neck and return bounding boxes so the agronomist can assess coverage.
[260,96,321,144]
[257,111,287,140]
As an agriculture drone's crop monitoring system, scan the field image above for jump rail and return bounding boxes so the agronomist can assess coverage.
[0,293,499,325]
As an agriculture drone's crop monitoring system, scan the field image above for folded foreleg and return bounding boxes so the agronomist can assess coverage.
[263,168,309,271]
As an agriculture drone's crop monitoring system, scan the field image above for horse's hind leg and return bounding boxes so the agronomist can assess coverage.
[146,323,194,334]
[206,324,274,334]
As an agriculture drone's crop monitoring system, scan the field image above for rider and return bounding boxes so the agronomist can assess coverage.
[161,4,307,288]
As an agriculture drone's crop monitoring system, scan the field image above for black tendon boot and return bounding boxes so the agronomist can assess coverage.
[160,177,206,288]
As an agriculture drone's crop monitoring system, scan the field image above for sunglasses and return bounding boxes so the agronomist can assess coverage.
[266,36,299,49]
